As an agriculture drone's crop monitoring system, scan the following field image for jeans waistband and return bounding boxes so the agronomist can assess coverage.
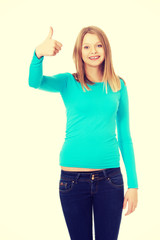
[60,167,122,182]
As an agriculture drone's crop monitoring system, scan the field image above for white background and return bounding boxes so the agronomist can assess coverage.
[0,0,160,239]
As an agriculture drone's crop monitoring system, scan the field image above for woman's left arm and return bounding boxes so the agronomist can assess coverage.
[116,78,139,215]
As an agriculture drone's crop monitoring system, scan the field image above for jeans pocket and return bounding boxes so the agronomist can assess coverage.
[59,178,76,193]
[106,173,124,188]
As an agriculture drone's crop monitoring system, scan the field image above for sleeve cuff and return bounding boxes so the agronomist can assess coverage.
[33,49,44,63]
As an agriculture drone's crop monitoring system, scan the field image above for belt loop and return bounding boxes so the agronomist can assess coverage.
[75,173,81,183]
[103,169,107,178]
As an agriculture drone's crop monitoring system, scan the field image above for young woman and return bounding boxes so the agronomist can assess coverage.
[28,25,138,240]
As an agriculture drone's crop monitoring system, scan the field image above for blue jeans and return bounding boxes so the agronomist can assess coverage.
[59,167,124,240]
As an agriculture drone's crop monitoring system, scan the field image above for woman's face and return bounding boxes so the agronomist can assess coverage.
[81,33,105,69]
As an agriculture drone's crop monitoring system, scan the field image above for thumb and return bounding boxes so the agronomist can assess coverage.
[47,26,53,39]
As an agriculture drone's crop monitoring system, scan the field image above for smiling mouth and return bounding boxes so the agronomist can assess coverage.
[89,56,100,60]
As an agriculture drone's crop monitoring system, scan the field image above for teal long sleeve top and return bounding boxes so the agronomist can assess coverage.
[28,49,138,189]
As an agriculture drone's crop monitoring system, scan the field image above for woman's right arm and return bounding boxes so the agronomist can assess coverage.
[28,26,68,93]
[28,48,68,93]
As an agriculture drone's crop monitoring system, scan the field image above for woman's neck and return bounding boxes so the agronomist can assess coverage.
[85,66,103,83]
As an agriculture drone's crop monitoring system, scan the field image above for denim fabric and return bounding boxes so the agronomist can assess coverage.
[59,167,124,240]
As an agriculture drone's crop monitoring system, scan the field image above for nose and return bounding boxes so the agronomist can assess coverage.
[90,46,97,54]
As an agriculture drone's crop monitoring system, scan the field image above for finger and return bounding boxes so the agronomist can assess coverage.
[125,202,133,216]
[55,43,62,51]
[125,208,132,216]
[53,48,59,55]
[125,211,130,216]
[132,205,136,212]
[56,40,63,48]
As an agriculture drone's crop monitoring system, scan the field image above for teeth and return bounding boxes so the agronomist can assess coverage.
[90,56,99,59]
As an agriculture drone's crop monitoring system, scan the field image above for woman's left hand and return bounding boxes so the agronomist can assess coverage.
[123,188,138,216]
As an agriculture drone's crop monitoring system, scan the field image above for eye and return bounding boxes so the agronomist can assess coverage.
[83,44,102,49]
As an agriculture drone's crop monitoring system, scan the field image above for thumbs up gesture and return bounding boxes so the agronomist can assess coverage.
[35,26,63,58]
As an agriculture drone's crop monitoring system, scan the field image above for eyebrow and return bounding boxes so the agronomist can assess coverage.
[82,41,102,46]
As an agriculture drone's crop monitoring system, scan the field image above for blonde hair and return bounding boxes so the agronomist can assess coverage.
[72,25,126,93]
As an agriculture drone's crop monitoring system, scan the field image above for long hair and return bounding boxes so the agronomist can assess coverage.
[72,25,126,93]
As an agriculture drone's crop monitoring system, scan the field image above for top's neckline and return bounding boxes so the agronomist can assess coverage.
[92,81,104,84]
[71,73,105,85]
[89,81,105,85]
